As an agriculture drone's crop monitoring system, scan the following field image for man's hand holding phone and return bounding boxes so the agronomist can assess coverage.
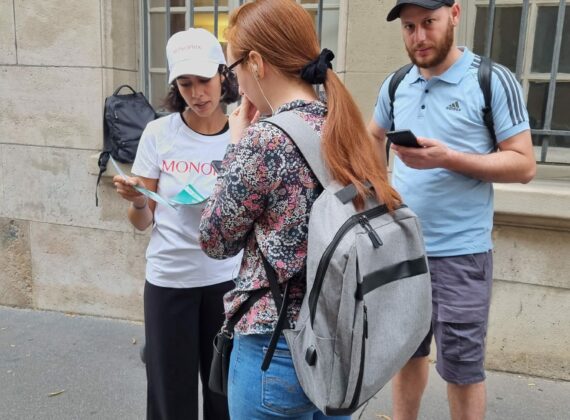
[386,129,422,148]
[387,130,452,170]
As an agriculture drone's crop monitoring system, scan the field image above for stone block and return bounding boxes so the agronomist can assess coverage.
[0,218,33,307]
[345,0,408,74]
[0,145,5,218]
[343,72,385,122]
[102,0,139,71]
[494,180,570,222]
[1,145,135,233]
[335,0,348,74]
[102,69,140,100]
[14,0,101,66]
[0,66,103,149]
[493,225,570,290]
[487,280,570,380]
[31,222,147,321]
[0,0,16,64]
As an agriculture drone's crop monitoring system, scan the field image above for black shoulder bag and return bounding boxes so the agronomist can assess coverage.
[209,288,268,396]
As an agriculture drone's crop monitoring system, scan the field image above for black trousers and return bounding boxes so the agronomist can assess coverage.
[144,280,234,420]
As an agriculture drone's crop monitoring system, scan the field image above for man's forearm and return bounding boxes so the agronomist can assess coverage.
[444,148,535,184]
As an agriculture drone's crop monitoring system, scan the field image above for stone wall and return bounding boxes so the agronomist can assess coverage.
[1,0,568,380]
[0,0,145,320]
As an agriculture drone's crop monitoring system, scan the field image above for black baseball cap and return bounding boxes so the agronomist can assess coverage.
[387,0,455,21]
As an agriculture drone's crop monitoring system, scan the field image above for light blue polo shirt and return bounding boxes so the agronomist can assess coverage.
[373,47,530,257]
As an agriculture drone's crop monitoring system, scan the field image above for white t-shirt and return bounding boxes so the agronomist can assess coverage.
[132,112,241,288]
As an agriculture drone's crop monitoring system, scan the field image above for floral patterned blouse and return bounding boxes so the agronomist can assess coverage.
[199,100,326,335]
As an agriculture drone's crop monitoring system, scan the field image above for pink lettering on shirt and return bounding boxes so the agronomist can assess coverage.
[162,160,218,175]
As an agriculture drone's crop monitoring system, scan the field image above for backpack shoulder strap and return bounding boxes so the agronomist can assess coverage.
[385,63,413,161]
[264,111,330,187]
[260,111,327,371]
[477,55,497,148]
[388,63,414,131]
[96,96,114,207]
[95,151,110,207]
[265,111,372,203]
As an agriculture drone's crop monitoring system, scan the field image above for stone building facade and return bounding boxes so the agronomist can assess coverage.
[1,0,568,380]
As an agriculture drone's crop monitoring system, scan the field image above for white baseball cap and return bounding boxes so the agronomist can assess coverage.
[166,28,227,84]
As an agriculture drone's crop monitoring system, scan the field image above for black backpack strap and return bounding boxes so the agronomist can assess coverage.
[259,251,307,371]
[478,56,497,149]
[260,256,294,371]
[386,63,414,161]
[261,275,291,371]
[95,151,110,207]
[388,63,414,127]
[96,97,113,207]
[261,254,283,311]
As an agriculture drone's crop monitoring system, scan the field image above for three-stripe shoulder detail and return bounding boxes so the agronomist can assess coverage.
[471,55,482,69]
[471,56,526,126]
[492,64,526,126]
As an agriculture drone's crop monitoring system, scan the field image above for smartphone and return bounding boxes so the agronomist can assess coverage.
[386,129,421,148]
[211,160,223,172]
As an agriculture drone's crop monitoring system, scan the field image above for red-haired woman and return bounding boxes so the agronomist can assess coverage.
[199,1,401,418]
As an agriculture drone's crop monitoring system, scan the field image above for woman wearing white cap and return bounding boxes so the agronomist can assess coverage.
[113,28,240,420]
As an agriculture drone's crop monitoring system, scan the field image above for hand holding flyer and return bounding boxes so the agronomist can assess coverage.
[110,156,214,208]
[110,157,177,210]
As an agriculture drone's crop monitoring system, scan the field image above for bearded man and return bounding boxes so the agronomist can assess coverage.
[368,1,536,419]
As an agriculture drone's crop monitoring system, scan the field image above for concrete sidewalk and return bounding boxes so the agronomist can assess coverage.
[1,306,568,420]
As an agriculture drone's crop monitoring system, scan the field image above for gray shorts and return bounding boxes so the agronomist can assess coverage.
[413,251,493,385]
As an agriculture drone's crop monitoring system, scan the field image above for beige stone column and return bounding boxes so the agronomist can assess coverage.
[339,0,408,121]
[0,0,145,320]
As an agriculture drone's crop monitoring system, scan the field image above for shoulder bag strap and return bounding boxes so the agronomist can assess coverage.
[225,288,268,335]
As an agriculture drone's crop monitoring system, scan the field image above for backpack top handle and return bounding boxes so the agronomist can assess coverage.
[113,84,138,96]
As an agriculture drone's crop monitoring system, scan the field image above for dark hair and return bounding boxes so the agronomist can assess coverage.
[163,64,239,113]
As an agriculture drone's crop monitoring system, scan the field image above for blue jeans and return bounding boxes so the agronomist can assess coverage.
[228,334,351,420]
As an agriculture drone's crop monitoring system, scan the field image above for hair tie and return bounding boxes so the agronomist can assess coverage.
[300,48,334,85]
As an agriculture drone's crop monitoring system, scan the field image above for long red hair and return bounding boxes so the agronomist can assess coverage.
[226,0,401,210]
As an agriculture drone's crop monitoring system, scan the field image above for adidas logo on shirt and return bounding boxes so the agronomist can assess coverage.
[446,101,461,111]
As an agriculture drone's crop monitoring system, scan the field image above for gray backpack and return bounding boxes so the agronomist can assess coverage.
[261,111,432,416]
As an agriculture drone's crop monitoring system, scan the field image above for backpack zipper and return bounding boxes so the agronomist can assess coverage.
[358,215,383,248]
[308,204,396,325]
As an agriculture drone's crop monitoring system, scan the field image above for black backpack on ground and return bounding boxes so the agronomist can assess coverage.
[96,85,157,206]
[386,56,496,160]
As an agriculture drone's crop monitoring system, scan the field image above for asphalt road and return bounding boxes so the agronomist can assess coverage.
[1,306,569,420]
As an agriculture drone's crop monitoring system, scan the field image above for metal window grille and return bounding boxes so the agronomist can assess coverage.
[480,0,569,164]
[141,0,338,110]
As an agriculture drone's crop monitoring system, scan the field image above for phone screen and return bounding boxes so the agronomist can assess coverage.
[211,160,223,172]
[386,130,421,148]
